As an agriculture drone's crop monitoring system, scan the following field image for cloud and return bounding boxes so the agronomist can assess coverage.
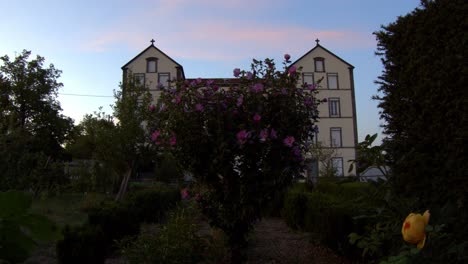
[79,0,375,60]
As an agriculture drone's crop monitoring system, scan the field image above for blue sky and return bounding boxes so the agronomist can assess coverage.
[0,0,421,143]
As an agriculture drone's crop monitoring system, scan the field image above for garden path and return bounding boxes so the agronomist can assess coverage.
[245,217,351,264]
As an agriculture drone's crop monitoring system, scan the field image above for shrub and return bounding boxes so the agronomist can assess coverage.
[56,185,180,262]
[87,200,140,251]
[125,185,180,223]
[56,224,106,264]
[282,188,309,229]
[120,204,203,264]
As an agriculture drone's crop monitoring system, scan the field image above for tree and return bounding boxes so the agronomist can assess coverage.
[374,0,467,261]
[151,56,321,261]
[348,133,389,178]
[308,141,339,178]
[0,50,74,191]
[374,0,467,206]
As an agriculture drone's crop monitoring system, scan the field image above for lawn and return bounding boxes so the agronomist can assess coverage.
[29,192,108,227]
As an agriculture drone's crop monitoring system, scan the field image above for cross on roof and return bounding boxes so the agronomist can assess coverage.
[315,38,320,45]
[150,39,155,45]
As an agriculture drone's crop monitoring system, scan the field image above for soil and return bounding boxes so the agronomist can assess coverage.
[245,218,351,264]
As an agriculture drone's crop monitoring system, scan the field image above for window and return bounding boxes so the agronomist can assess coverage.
[158,73,170,89]
[314,57,325,72]
[302,72,314,85]
[146,57,158,73]
[327,73,339,89]
[331,157,344,177]
[330,127,342,147]
[329,98,341,117]
[133,73,145,87]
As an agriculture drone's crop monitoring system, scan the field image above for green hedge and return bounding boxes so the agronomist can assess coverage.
[56,185,180,264]
[282,181,373,255]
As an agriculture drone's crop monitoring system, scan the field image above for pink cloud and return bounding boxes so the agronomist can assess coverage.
[79,0,375,60]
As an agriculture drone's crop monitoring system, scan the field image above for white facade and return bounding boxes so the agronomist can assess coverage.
[291,42,358,177]
[122,40,358,178]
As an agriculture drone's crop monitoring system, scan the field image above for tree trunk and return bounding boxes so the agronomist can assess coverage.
[115,160,135,201]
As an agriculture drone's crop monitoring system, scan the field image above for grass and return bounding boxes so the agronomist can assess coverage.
[30,192,108,227]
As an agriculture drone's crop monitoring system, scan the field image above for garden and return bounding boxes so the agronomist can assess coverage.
[1,0,467,263]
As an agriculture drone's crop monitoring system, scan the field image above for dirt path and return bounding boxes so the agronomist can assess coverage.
[246,218,351,264]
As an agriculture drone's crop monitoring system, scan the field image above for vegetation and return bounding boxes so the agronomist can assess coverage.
[150,56,322,261]
[0,191,60,263]
[374,0,468,262]
[0,50,73,194]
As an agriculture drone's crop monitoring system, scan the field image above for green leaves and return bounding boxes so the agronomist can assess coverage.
[0,191,59,263]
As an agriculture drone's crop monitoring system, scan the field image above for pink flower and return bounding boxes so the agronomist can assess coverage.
[233,68,241,77]
[288,66,297,75]
[304,98,313,106]
[283,136,295,147]
[206,79,215,86]
[169,135,177,146]
[172,95,181,104]
[284,54,291,61]
[259,129,268,142]
[181,188,189,199]
[270,128,278,139]
[237,130,249,145]
[253,113,261,123]
[196,78,203,84]
[151,130,161,144]
[307,84,317,91]
[246,71,253,80]
[252,83,264,93]
[237,95,244,107]
[195,103,204,112]
[149,104,156,111]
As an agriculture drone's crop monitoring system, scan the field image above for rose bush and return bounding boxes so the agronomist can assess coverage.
[149,56,321,261]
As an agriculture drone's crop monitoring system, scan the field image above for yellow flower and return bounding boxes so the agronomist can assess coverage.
[402,210,430,249]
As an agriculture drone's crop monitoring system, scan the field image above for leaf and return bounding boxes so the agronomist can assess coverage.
[348,232,361,244]
[0,191,32,218]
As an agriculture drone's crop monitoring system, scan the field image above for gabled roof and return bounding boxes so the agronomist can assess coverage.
[121,42,185,77]
[291,43,354,69]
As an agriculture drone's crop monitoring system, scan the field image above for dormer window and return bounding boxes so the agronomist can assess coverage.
[146,57,158,73]
[314,57,325,72]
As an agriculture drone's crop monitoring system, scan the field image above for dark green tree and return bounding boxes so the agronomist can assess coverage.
[374,0,468,261]
[0,50,74,191]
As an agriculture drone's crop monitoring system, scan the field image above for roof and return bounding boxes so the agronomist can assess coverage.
[121,42,185,78]
[290,43,354,69]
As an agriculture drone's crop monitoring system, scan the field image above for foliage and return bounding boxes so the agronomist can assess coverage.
[154,152,183,183]
[374,0,468,262]
[374,0,467,212]
[56,185,180,262]
[125,184,180,223]
[0,191,60,263]
[282,181,378,256]
[348,133,389,177]
[150,56,321,260]
[56,224,106,264]
[119,203,203,264]
[0,50,74,192]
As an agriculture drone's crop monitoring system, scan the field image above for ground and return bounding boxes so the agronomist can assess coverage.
[246,218,350,264]
[25,217,350,264]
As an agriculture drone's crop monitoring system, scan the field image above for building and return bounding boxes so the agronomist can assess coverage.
[121,39,358,178]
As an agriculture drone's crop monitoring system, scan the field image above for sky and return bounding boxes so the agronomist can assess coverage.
[0,0,421,143]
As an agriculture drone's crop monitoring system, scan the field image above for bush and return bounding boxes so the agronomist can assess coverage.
[282,181,375,255]
[56,224,106,264]
[125,185,180,223]
[120,203,203,264]
[87,201,140,251]
[56,185,180,262]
